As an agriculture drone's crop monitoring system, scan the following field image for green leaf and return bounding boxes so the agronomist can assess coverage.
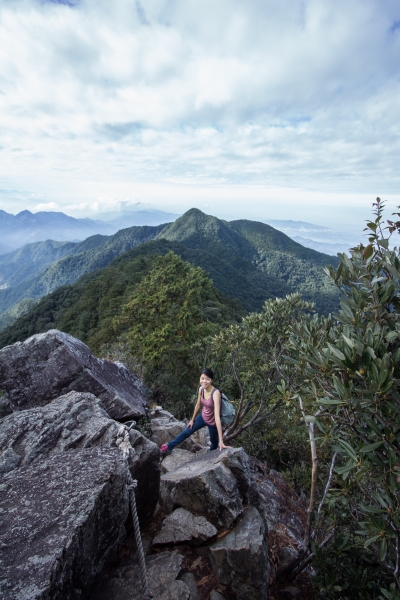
[364,534,381,548]
[364,244,374,259]
[361,505,387,514]
[359,441,383,453]
[336,458,356,478]
[338,439,358,461]
[332,375,346,398]
[327,344,346,361]
[380,538,388,562]
[319,397,345,405]
[342,334,354,348]
[386,330,399,342]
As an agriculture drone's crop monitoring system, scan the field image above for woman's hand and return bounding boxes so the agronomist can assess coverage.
[188,418,194,429]
[219,440,232,451]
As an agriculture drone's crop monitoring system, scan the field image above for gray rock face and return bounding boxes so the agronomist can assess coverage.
[150,419,202,452]
[89,551,189,600]
[153,507,217,545]
[127,427,161,524]
[0,329,149,420]
[210,591,227,600]
[160,448,250,529]
[178,572,201,600]
[249,460,304,544]
[148,407,178,422]
[0,391,160,522]
[209,506,269,600]
[160,449,193,475]
[0,448,130,600]
[0,394,12,419]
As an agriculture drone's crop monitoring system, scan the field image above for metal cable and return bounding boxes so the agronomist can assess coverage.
[127,479,153,600]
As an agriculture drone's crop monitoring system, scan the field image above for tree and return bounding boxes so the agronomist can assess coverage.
[202,200,400,597]
[205,293,314,442]
[286,199,400,596]
[116,252,218,413]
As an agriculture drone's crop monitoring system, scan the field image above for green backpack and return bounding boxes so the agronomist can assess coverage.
[220,392,235,426]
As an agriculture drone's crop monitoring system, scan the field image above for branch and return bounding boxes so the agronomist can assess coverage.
[225,373,267,437]
[311,452,338,540]
[394,526,400,590]
[224,400,283,442]
[299,396,318,552]
[286,531,336,582]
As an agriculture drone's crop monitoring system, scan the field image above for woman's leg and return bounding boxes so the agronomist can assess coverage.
[208,424,219,451]
[167,413,207,451]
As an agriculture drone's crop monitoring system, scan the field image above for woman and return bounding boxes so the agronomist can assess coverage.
[160,368,231,455]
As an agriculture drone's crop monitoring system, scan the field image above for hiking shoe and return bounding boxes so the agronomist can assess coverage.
[159,444,171,456]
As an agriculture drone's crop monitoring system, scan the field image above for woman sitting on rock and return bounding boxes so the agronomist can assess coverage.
[160,368,231,456]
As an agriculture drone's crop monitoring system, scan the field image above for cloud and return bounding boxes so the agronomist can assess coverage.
[0,0,400,221]
[33,201,61,211]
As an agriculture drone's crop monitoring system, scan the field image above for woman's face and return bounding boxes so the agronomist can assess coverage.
[200,374,212,389]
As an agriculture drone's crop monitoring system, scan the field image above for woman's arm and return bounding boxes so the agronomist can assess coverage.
[188,388,202,428]
[213,390,231,450]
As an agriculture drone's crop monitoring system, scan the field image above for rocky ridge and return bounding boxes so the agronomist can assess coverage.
[0,330,306,599]
[0,329,149,420]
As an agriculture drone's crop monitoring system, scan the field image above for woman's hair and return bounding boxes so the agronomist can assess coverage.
[200,367,214,380]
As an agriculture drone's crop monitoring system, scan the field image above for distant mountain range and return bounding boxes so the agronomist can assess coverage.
[0,208,181,252]
[0,208,358,258]
[265,219,360,255]
[0,242,15,256]
[0,208,340,345]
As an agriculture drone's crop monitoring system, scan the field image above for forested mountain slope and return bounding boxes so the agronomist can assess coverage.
[0,240,249,350]
[0,236,108,289]
[159,209,339,312]
[0,224,165,315]
[0,209,339,330]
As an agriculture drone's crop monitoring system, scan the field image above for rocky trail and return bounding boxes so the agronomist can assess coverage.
[0,330,314,599]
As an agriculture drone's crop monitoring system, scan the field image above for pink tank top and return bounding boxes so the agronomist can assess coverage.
[201,388,217,426]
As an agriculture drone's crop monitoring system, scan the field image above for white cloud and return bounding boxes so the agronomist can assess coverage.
[33,201,61,211]
[0,0,399,222]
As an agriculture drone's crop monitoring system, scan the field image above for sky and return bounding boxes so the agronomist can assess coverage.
[0,0,400,228]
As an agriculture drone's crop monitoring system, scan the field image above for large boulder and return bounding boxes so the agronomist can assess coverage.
[160,448,251,529]
[160,448,193,475]
[0,391,160,523]
[153,507,217,545]
[208,506,269,600]
[0,330,149,420]
[150,419,204,452]
[149,407,209,452]
[0,448,130,600]
[89,551,190,600]
[249,458,304,545]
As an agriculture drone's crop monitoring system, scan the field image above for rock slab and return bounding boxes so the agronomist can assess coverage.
[249,458,304,544]
[0,391,160,523]
[0,329,148,420]
[160,449,193,475]
[153,507,217,545]
[160,447,250,529]
[209,505,269,600]
[151,420,203,452]
[0,448,130,600]
[178,572,201,600]
[89,551,189,600]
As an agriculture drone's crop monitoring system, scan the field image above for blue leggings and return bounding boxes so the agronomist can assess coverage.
[167,413,219,451]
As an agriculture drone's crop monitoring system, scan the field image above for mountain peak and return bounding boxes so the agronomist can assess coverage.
[183,208,206,217]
